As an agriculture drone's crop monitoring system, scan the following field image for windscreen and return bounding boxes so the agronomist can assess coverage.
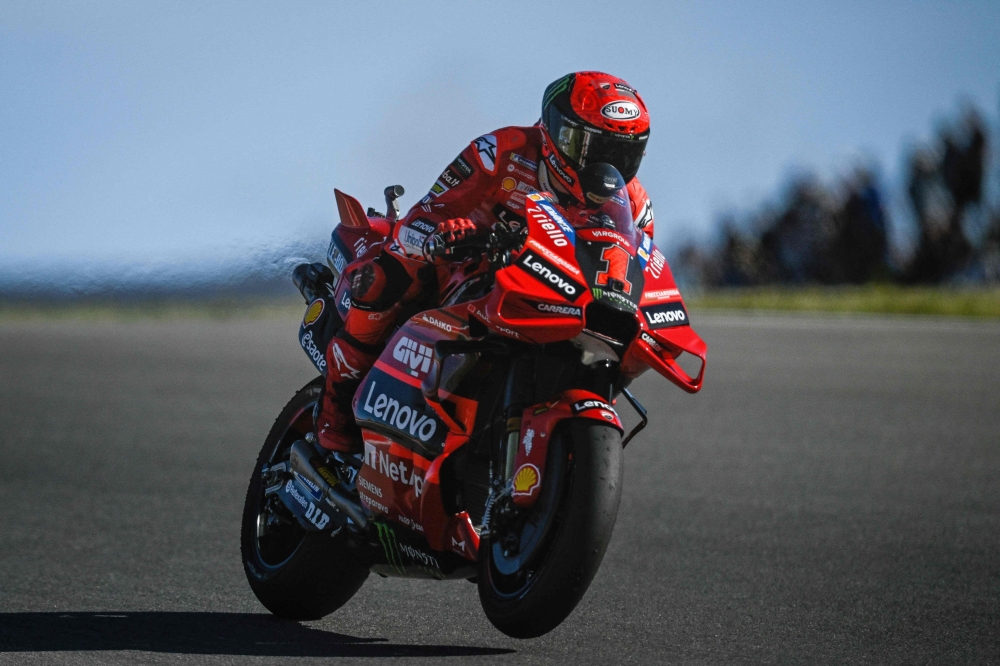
[575,186,644,250]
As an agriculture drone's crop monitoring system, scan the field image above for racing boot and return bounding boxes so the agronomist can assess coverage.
[315,334,378,453]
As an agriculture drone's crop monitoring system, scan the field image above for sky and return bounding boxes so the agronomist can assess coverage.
[2,0,999,276]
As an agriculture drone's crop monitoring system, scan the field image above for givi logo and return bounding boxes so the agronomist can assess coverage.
[392,336,432,376]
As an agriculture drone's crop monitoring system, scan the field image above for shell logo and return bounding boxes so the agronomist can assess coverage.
[303,299,324,326]
[502,177,516,191]
[512,464,540,496]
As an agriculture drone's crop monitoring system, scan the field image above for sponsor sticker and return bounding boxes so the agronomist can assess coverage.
[410,218,436,234]
[516,251,585,301]
[360,380,441,445]
[644,289,680,302]
[501,177,516,191]
[429,181,448,197]
[397,226,427,256]
[303,299,324,326]
[473,134,498,173]
[512,464,540,496]
[451,155,474,178]
[546,152,575,185]
[640,330,663,352]
[363,441,426,497]
[601,100,641,120]
[571,398,614,414]
[392,336,433,377]
[510,153,538,170]
[439,167,464,189]
[641,301,688,329]
[527,299,582,317]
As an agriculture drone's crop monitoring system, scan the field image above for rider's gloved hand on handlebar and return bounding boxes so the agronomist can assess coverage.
[435,218,477,243]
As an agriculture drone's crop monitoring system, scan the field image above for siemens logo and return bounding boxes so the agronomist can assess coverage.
[641,302,688,329]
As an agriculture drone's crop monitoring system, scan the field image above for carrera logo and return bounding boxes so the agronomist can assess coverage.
[517,251,585,301]
[531,300,582,317]
[571,398,614,414]
[641,302,688,329]
[392,336,432,376]
[601,100,641,120]
[361,381,440,443]
[640,330,663,352]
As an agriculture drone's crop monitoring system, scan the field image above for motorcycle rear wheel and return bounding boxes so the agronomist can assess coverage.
[477,419,624,638]
[240,377,369,620]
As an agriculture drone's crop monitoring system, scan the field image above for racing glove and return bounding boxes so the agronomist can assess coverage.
[435,218,477,244]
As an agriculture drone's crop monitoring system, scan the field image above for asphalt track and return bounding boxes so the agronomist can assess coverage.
[1,311,997,664]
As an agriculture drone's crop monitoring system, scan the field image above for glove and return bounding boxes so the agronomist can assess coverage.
[435,218,477,244]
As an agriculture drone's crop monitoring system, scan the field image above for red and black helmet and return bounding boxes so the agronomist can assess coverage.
[540,72,650,203]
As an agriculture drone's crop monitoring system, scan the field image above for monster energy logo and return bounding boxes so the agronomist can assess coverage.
[543,74,574,109]
[374,522,406,575]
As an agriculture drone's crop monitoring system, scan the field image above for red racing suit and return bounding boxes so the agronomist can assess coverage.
[318,124,655,451]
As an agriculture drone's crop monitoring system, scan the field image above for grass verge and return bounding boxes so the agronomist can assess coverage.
[687,285,1000,318]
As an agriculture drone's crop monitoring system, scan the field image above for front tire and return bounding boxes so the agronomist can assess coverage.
[478,420,624,638]
[240,377,369,620]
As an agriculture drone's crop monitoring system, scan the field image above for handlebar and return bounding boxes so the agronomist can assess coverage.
[423,225,526,264]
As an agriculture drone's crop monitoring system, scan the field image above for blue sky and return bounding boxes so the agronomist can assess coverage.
[2,1,998,272]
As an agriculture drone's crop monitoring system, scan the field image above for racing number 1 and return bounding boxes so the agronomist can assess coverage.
[595,245,632,295]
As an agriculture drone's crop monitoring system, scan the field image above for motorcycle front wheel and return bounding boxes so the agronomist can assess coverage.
[478,419,624,638]
[240,377,369,620]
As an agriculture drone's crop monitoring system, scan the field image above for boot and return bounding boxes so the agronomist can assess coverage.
[316,337,378,453]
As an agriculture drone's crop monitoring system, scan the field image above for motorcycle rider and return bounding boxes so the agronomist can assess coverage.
[317,71,655,453]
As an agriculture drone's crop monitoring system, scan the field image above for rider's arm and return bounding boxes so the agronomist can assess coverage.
[627,177,655,239]
[398,138,500,234]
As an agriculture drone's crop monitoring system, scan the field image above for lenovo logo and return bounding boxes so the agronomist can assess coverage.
[517,251,584,301]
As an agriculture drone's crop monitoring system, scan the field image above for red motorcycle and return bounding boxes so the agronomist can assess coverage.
[241,169,707,638]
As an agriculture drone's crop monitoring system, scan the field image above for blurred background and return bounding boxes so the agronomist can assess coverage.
[2,1,999,308]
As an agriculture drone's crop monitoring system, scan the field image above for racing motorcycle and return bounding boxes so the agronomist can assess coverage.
[241,165,707,638]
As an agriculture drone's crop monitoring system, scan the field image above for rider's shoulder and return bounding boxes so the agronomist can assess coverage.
[464,126,538,176]
[626,176,651,202]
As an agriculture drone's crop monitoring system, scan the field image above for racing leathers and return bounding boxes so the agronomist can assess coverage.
[316,124,656,452]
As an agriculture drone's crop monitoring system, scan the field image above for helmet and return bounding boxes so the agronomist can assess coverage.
[540,72,650,204]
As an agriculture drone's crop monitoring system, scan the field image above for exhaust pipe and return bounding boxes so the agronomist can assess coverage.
[289,440,369,529]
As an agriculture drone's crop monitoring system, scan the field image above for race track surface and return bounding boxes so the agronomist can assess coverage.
[1,312,997,664]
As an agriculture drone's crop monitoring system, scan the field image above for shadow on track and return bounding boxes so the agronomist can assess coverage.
[0,612,514,658]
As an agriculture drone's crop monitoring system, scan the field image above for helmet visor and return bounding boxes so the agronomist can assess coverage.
[545,105,648,183]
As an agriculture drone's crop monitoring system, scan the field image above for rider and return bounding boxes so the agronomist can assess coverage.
[317,71,655,453]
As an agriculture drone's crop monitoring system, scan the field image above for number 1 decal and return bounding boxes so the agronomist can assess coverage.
[595,245,632,294]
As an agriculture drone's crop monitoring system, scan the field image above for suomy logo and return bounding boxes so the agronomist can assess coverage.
[517,251,584,301]
[392,336,432,376]
[601,100,641,120]
[361,381,438,443]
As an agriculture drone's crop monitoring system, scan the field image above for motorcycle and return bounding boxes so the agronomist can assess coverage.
[241,168,707,638]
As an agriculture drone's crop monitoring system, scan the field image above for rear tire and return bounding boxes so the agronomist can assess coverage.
[478,420,623,638]
[240,377,369,620]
